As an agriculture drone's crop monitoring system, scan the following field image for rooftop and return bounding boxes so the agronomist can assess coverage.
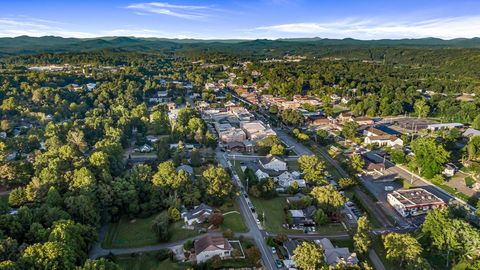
[389,188,445,207]
[194,235,231,255]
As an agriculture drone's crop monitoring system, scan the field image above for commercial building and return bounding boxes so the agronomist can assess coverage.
[387,188,446,217]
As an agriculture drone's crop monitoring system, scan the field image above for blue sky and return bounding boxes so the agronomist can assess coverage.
[1,0,480,39]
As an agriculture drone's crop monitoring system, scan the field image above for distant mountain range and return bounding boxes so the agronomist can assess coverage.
[1,36,480,56]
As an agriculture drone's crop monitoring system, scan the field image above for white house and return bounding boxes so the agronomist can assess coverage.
[275,171,306,188]
[195,235,232,263]
[463,128,480,139]
[138,144,153,153]
[181,203,214,226]
[259,154,287,171]
[255,169,270,180]
[443,163,458,177]
[364,135,404,147]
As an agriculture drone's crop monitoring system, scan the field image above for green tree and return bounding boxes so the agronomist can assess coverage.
[313,209,328,225]
[270,143,285,156]
[202,165,234,204]
[353,216,372,254]
[310,185,346,213]
[338,177,356,189]
[298,155,327,184]
[21,241,76,270]
[342,121,358,140]
[383,232,423,268]
[411,137,450,178]
[152,212,170,241]
[472,114,480,130]
[414,99,430,118]
[349,154,365,173]
[78,258,121,270]
[293,241,324,270]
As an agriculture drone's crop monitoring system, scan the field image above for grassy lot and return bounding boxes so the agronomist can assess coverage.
[251,196,346,234]
[315,223,347,234]
[250,197,287,232]
[287,160,300,171]
[231,160,246,183]
[116,253,188,270]
[222,212,248,233]
[103,215,198,249]
[219,202,248,233]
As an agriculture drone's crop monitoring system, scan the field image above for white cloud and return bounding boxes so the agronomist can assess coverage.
[254,16,480,39]
[0,17,96,38]
[125,2,212,20]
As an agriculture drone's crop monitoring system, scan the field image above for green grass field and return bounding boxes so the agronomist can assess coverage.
[222,212,248,232]
[102,215,198,249]
[116,253,188,270]
[250,197,287,232]
[219,202,248,233]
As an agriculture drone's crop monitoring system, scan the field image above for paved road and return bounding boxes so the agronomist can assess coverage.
[216,149,278,270]
[91,232,217,259]
[369,248,386,270]
[276,128,395,228]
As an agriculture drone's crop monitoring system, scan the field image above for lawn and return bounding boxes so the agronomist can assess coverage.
[250,197,347,234]
[103,214,198,249]
[287,160,300,171]
[116,253,188,270]
[250,197,287,232]
[231,160,246,184]
[222,212,248,232]
[219,202,248,233]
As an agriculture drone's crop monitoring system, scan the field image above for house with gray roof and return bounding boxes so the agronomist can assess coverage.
[181,203,214,226]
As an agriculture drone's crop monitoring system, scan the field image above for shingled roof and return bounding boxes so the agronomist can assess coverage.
[194,235,231,255]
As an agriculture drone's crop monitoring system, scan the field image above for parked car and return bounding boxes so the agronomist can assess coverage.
[275,260,283,268]
[271,247,276,254]
[384,186,394,191]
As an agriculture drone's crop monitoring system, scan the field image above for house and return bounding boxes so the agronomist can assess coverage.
[146,135,161,143]
[463,128,480,139]
[427,123,464,131]
[286,193,305,205]
[443,163,458,177]
[364,161,385,174]
[194,235,232,263]
[170,143,195,150]
[255,169,270,180]
[283,240,300,258]
[244,140,256,153]
[182,203,214,226]
[337,113,374,126]
[259,154,287,171]
[166,102,176,111]
[86,83,96,91]
[177,165,194,176]
[275,171,306,188]
[364,135,403,148]
[138,144,153,153]
[387,188,446,217]
[316,238,359,267]
[227,141,246,152]
[289,205,316,227]
[308,115,331,127]
[354,116,374,126]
